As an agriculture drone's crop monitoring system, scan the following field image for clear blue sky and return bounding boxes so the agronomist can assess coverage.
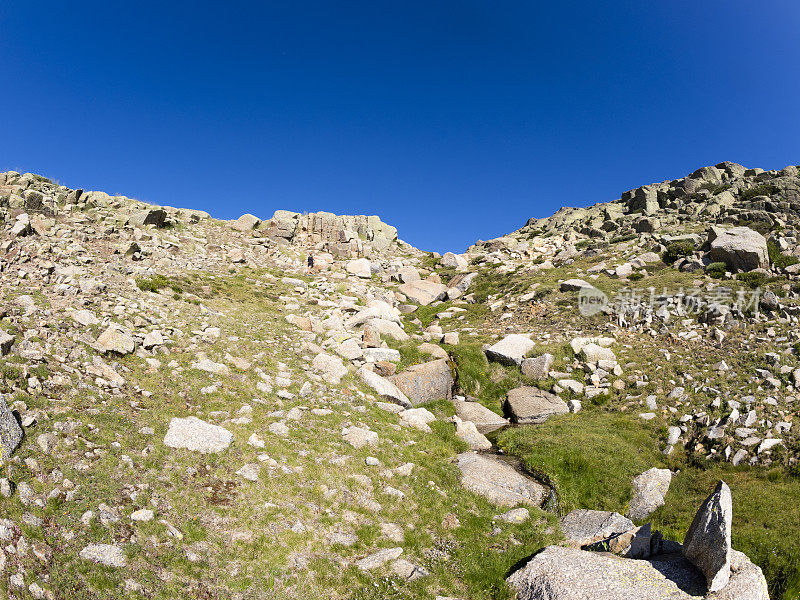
[1,1,799,252]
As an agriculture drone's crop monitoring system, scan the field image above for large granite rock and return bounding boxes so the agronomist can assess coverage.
[96,325,135,355]
[508,545,706,600]
[559,509,634,546]
[128,208,166,228]
[389,359,453,405]
[452,397,508,433]
[521,353,553,379]
[163,417,233,453]
[484,334,535,366]
[358,367,412,408]
[626,467,673,522]
[397,280,448,305]
[0,397,23,465]
[683,480,733,592]
[456,452,548,507]
[707,226,768,272]
[504,387,568,424]
[560,278,597,292]
[231,213,261,232]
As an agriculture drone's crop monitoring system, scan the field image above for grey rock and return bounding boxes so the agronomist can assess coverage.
[163,417,233,453]
[504,387,568,424]
[397,280,448,305]
[707,226,768,272]
[560,278,596,292]
[231,213,261,232]
[389,359,453,405]
[356,547,403,570]
[626,467,672,522]
[96,325,135,355]
[0,331,14,356]
[79,544,127,568]
[452,397,508,433]
[456,452,548,507]
[521,354,554,379]
[559,509,634,546]
[358,367,412,408]
[452,416,492,450]
[508,545,706,600]
[683,480,733,592]
[484,334,535,366]
[128,208,166,228]
[0,397,23,465]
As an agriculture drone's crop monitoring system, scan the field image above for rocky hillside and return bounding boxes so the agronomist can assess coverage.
[0,165,797,600]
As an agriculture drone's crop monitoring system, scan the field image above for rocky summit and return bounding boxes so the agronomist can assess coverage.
[0,162,798,599]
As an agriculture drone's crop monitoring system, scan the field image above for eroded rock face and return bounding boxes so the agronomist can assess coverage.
[683,480,733,592]
[456,452,548,508]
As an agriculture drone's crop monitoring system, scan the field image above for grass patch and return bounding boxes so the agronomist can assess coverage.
[768,240,799,270]
[495,410,664,514]
[496,409,800,599]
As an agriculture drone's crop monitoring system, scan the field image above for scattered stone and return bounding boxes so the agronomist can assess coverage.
[163,417,233,453]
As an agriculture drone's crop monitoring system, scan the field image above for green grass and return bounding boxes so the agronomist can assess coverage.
[496,409,800,600]
[495,410,665,514]
[135,273,184,295]
[768,240,799,270]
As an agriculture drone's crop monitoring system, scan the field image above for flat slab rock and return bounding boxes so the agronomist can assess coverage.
[452,397,508,433]
[397,280,448,306]
[484,334,536,366]
[505,387,568,424]
[163,417,233,453]
[456,452,548,508]
[560,509,634,547]
[508,545,768,600]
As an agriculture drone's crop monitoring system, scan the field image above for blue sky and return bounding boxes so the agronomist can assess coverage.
[1,1,799,252]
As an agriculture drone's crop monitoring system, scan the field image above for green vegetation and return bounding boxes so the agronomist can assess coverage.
[135,273,184,295]
[700,182,731,195]
[706,261,728,279]
[495,411,665,514]
[496,410,800,599]
[610,233,637,244]
[768,240,800,270]
[661,240,695,264]
[739,183,779,201]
